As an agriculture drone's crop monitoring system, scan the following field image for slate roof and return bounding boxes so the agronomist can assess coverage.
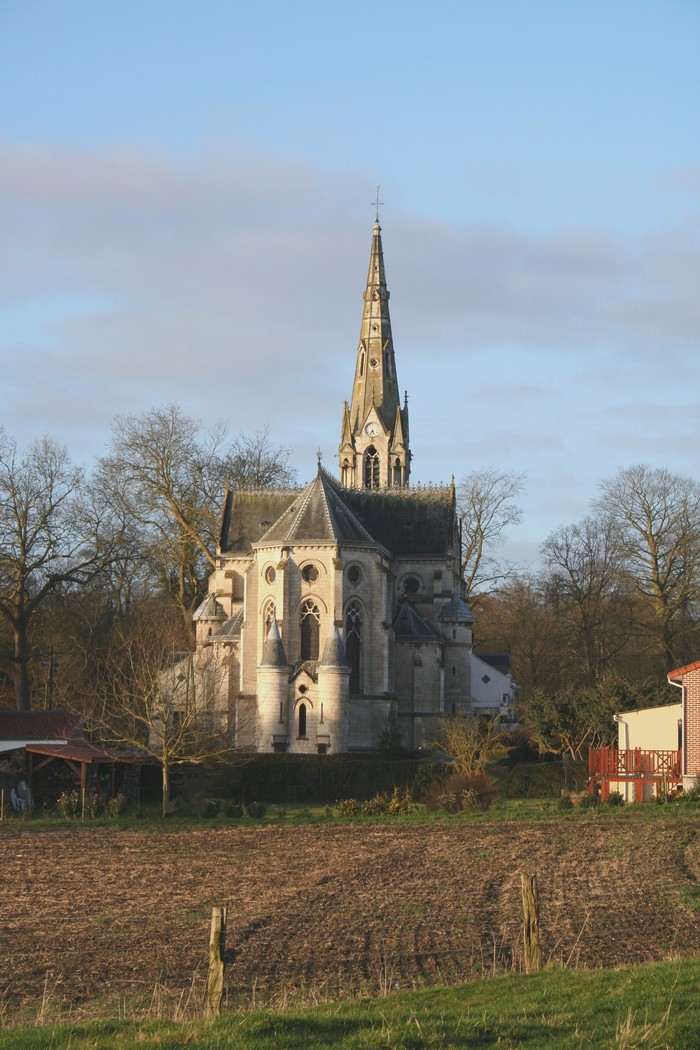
[477,653,511,675]
[257,469,373,546]
[393,601,442,641]
[341,485,455,556]
[213,610,243,639]
[220,488,304,553]
[0,710,81,742]
[193,594,227,621]
[439,594,475,624]
[221,469,456,557]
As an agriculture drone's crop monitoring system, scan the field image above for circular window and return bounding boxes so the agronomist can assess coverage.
[369,356,379,366]
[298,684,308,694]
[403,576,420,595]
[265,566,276,584]
[347,565,362,586]
[301,564,319,583]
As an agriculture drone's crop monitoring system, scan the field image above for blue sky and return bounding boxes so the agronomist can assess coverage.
[1,0,700,566]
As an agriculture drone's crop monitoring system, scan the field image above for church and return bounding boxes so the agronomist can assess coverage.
[191,221,474,753]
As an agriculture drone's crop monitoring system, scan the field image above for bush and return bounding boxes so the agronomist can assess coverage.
[225,802,243,818]
[334,787,413,817]
[244,801,267,818]
[605,791,624,807]
[423,773,494,812]
[579,792,600,810]
[106,793,127,817]
[57,789,80,819]
[387,786,413,814]
[558,795,574,811]
[201,798,220,818]
[679,776,700,804]
[336,797,362,816]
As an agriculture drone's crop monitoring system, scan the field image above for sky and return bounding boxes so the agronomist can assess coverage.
[1,0,700,568]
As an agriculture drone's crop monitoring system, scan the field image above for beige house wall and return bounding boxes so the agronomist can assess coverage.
[615,704,682,802]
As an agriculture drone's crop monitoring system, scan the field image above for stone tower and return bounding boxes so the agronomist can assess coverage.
[338,222,410,489]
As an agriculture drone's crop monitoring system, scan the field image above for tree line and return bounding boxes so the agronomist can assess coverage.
[0,406,294,712]
[2,411,697,758]
[460,464,698,753]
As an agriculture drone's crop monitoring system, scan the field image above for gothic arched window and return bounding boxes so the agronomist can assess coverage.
[364,446,380,489]
[341,458,350,486]
[300,600,320,660]
[298,702,307,738]
[393,457,402,487]
[345,601,362,694]
[263,599,276,638]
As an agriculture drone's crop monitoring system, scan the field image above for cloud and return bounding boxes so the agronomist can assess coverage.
[2,141,700,562]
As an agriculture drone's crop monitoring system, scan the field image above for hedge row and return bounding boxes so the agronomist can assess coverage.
[190,754,447,805]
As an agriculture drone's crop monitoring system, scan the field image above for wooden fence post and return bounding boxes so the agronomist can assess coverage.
[521,873,542,973]
[1,788,4,822]
[205,906,227,1017]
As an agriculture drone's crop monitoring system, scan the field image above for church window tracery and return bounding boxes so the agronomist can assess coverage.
[300,600,320,660]
[345,601,362,694]
[301,563,320,584]
[263,599,276,638]
[364,446,380,489]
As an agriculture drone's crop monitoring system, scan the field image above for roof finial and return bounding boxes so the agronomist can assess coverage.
[372,185,384,224]
[316,448,323,471]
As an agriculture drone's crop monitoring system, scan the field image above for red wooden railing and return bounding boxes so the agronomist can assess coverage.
[588,747,682,802]
[589,747,682,779]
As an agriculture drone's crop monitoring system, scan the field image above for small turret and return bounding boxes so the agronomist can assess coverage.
[317,624,350,752]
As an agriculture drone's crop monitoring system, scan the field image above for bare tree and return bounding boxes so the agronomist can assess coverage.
[99,405,295,626]
[0,431,119,710]
[457,469,524,604]
[595,465,700,671]
[92,611,233,818]
[541,515,632,684]
[427,714,512,775]
[476,574,565,697]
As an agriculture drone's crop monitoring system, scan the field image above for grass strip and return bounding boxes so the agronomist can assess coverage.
[1,956,698,1049]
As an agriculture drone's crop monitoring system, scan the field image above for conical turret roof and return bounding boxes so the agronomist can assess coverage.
[319,623,348,668]
[260,619,289,667]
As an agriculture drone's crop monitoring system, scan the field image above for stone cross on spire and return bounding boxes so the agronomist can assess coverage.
[372,185,384,224]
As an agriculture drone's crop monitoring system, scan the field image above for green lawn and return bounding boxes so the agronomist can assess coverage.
[2,957,698,1049]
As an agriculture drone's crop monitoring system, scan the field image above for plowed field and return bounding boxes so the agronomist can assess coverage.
[2,817,698,1018]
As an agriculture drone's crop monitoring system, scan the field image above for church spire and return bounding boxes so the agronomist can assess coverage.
[338,222,410,489]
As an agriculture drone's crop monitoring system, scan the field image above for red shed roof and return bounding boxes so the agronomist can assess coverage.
[26,743,147,764]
